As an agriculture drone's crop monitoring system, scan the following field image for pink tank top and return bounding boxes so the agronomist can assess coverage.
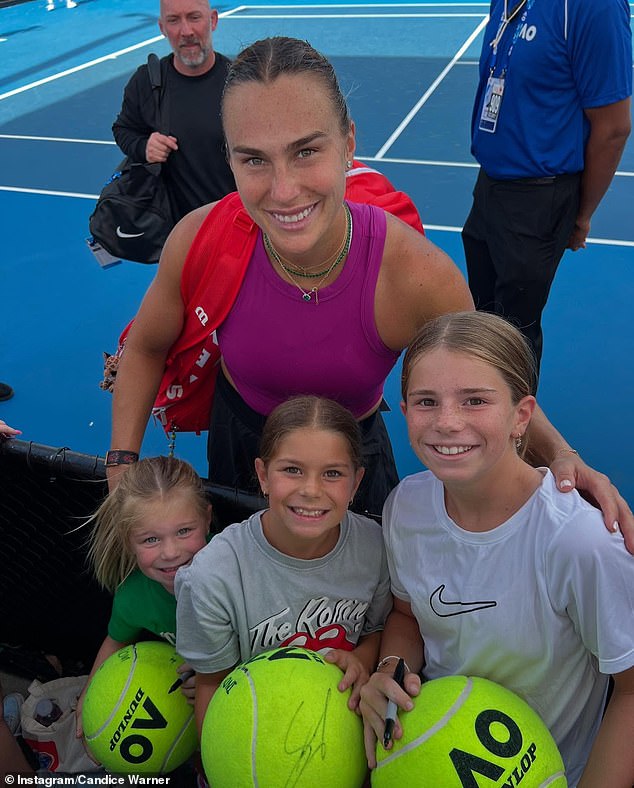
[217,201,399,418]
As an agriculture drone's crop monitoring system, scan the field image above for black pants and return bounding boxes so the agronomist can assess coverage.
[207,370,399,522]
[462,169,581,381]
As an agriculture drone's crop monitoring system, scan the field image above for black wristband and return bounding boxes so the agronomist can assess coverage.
[105,450,139,468]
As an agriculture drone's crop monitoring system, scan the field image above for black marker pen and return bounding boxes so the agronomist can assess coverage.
[168,668,195,694]
[383,657,406,748]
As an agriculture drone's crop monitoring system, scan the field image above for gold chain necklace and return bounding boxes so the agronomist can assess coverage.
[263,203,352,280]
[265,204,352,303]
[282,264,333,304]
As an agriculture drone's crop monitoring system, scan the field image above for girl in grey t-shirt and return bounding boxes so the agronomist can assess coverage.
[176,396,392,733]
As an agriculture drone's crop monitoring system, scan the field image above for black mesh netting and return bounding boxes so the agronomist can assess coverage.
[0,440,263,672]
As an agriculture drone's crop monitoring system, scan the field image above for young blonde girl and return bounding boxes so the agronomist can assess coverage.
[76,457,210,736]
[360,312,634,787]
[175,396,392,734]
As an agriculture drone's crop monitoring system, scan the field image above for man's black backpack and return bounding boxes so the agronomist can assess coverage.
[88,54,174,264]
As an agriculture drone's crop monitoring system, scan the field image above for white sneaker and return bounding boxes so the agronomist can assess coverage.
[46,2,55,9]
[66,0,77,6]
[3,692,25,735]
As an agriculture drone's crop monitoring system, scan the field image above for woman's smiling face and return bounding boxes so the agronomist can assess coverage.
[223,73,355,272]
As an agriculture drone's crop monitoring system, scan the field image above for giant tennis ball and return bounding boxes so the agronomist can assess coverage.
[83,641,197,774]
[201,646,367,787]
[372,675,566,787]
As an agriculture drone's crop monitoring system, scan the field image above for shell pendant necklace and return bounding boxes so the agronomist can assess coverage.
[264,204,352,303]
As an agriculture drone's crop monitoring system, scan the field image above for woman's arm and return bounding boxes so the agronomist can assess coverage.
[376,216,474,353]
[107,208,209,490]
[527,405,634,553]
[359,598,424,768]
[578,666,634,787]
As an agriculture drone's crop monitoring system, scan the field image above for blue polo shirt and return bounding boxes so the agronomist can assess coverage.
[471,0,632,179]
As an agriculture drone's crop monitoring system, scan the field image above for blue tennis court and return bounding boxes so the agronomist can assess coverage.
[1,0,633,503]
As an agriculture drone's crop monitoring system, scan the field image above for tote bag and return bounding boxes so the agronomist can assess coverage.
[21,676,100,773]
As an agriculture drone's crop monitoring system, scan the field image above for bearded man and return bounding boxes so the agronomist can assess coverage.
[112,0,235,222]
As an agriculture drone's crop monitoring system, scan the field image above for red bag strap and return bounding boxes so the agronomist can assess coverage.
[345,161,425,235]
[180,192,258,324]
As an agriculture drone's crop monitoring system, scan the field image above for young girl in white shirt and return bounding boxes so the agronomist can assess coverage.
[359,311,634,787]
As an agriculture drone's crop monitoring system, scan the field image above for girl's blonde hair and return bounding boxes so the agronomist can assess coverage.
[88,457,208,592]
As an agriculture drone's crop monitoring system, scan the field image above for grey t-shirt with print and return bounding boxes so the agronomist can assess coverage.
[175,511,391,673]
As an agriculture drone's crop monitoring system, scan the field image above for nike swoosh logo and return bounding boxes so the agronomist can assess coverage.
[116,226,145,238]
[430,584,497,617]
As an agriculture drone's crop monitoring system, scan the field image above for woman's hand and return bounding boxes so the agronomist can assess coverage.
[550,451,634,554]
[359,670,420,768]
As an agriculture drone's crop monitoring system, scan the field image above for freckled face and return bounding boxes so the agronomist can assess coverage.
[129,493,209,594]
[402,348,530,489]
[223,74,355,270]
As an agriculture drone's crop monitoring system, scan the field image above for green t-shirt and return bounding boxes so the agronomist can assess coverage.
[108,569,176,645]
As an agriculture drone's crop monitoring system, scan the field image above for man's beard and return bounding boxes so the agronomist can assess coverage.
[177,38,211,68]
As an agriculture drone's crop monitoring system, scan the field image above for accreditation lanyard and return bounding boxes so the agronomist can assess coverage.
[479,0,532,133]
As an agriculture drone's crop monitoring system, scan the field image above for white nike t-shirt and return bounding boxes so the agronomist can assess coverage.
[383,469,634,785]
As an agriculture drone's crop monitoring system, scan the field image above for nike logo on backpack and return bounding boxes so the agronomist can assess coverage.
[430,584,497,617]
[116,226,144,238]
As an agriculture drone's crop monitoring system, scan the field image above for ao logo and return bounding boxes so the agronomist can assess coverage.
[110,695,168,765]
[519,23,537,41]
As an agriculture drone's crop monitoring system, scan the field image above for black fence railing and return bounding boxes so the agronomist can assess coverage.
[0,439,264,671]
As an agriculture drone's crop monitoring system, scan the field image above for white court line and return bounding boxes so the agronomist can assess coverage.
[1,184,632,247]
[0,139,632,178]
[0,5,274,102]
[425,223,464,232]
[361,155,634,178]
[0,185,97,199]
[224,13,489,17]
[364,155,479,169]
[0,133,116,145]
[221,5,248,16]
[374,14,489,158]
[0,4,485,103]
[423,223,634,248]
[237,3,491,7]
[1,186,632,248]
[0,35,164,102]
